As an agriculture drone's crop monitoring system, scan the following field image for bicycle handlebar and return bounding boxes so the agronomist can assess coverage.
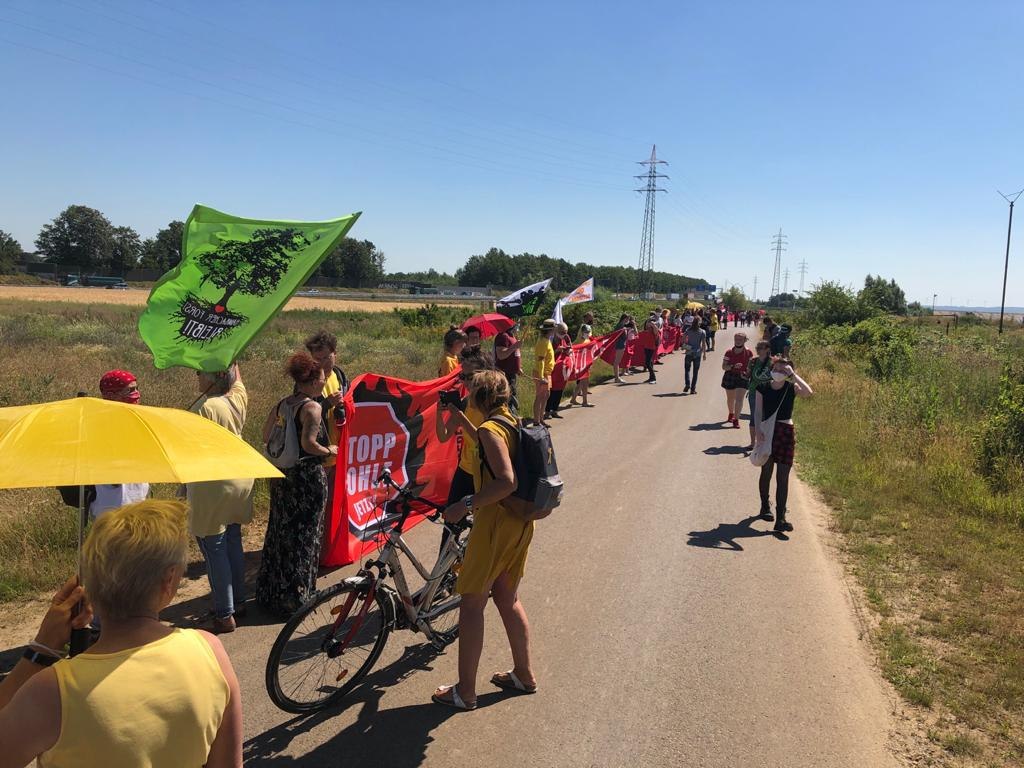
[374,468,446,519]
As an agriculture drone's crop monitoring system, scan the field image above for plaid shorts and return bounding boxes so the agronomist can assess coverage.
[721,371,748,390]
[771,422,796,465]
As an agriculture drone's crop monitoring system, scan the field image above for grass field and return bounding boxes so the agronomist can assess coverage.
[793,318,1024,766]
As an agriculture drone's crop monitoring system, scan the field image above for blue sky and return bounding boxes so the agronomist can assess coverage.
[1,0,1022,306]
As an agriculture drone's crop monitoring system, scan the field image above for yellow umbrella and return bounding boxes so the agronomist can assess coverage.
[0,396,283,654]
[0,397,283,488]
[685,300,705,310]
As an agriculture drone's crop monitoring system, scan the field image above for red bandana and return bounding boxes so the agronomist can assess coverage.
[99,369,137,395]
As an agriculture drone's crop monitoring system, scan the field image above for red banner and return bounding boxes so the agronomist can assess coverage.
[322,371,460,566]
[551,330,624,389]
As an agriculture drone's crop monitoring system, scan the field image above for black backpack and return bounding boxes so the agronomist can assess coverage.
[480,415,563,521]
[769,325,792,354]
[57,485,96,509]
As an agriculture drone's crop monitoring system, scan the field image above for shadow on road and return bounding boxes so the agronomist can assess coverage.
[703,445,749,456]
[688,422,728,430]
[244,641,508,766]
[653,392,685,398]
[687,515,773,552]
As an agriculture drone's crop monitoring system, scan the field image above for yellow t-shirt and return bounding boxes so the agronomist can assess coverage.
[439,352,459,377]
[533,337,555,380]
[322,369,344,468]
[457,400,486,475]
[187,380,254,537]
[710,313,720,331]
[40,628,230,768]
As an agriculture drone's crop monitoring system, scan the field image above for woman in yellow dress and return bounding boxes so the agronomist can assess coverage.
[433,370,537,710]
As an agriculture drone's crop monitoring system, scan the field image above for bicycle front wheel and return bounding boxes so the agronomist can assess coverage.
[266,581,391,713]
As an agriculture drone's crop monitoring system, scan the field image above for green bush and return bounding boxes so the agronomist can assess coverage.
[976,360,1024,491]
[804,280,879,327]
[392,303,472,329]
[848,317,915,380]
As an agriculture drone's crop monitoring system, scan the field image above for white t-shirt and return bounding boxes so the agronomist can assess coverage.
[90,483,150,519]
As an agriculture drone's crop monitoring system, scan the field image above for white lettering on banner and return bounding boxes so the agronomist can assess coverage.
[345,460,393,495]
[347,432,398,464]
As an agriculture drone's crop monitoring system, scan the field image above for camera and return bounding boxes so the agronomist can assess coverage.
[438,389,463,409]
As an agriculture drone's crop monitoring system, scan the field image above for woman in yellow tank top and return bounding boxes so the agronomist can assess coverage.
[433,369,538,711]
[0,500,242,767]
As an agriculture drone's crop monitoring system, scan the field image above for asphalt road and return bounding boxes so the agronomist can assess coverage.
[208,344,900,767]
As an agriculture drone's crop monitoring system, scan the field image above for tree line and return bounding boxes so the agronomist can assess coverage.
[2,204,708,293]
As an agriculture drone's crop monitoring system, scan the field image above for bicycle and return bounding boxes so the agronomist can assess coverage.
[265,467,472,714]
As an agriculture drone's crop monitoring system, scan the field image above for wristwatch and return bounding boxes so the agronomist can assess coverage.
[464,495,474,512]
[23,647,60,667]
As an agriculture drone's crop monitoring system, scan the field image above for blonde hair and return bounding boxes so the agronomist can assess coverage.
[82,500,189,620]
[469,369,511,412]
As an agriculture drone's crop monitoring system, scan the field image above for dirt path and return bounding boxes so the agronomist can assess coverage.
[0,285,471,313]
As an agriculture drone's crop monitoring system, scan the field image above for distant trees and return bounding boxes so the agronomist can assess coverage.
[36,205,120,271]
[860,275,907,315]
[454,247,703,293]
[719,285,749,311]
[140,220,184,272]
[314,238,386,287]
[766,292,797,308]
[0,230,23,274]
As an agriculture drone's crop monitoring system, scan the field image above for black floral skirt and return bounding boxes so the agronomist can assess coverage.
[256,460,327,616]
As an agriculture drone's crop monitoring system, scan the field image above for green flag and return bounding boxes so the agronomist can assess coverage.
[139,204,360,371]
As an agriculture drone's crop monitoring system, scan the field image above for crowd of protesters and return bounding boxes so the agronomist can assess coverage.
[2,298,817,764]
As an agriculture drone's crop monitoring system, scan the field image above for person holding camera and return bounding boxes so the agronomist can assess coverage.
[544,322,572,418]
[257,351,338,616]
[0,502,243,767]
[754,357,814,533]
[433,369,536,711]
[435,347,493,512]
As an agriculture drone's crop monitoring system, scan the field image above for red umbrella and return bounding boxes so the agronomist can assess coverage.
[461,313,515,339]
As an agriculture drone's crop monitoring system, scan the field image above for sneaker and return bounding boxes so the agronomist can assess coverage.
[646,378,656,384]
[550,411,564,419]
[760,506,774,521]
[213,615,237,634]
[691,389,697,395]
[683,386,690,393]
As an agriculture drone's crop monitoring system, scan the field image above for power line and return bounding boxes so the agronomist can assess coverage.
[798,259,809,297]
[997,188,1023,334]
[770,229,787,298]
[635,145,668,296]
[752,275,759,303]
[783,267,791,294]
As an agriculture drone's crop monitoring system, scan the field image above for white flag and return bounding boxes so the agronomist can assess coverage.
[561,277,594,306]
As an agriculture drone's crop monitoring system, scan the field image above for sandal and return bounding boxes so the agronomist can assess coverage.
[432,684,477,711]
[491,670,538,694]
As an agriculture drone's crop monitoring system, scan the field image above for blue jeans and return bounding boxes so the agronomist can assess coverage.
[684,354,702,390]
[197,523,246,619]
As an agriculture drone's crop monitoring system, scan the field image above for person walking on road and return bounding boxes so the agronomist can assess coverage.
[746,341,773,448]
[754,357,813,533]
[682,319,708,394]
[434,369,537,711]
[532,319,556,427]
[720,332,752,428]
[708,308,720,351]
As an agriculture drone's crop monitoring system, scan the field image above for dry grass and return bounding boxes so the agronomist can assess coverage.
[0,285,477,313]
[795,321,1024,766]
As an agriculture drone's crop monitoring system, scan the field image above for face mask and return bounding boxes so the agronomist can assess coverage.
[771,371,788,382]
[123,390,141,404]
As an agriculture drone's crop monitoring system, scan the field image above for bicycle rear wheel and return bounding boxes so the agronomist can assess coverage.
[266,581,391,714]
[422,526,469,645]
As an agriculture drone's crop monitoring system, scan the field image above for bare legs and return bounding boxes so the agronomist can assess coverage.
[613,348,625,382]
[533,380,550,426]
[728,388,745,423]
[448,572,535,704]
[571,377,590,406]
